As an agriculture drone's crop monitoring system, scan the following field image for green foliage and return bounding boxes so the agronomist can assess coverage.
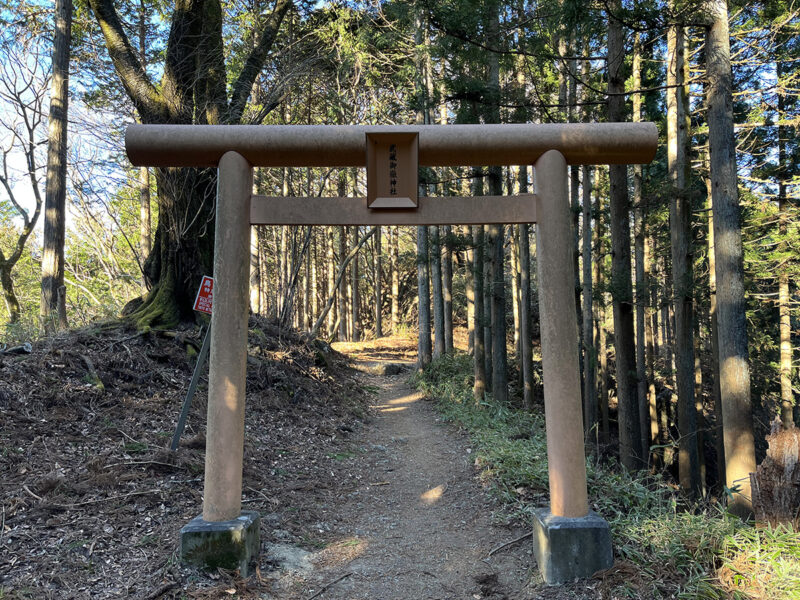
[327,451,356,461]
[416,353,800,599]
[122,441,148,454]
[718,525,800,599]
[0,175,147,340]
[740,187,800,433]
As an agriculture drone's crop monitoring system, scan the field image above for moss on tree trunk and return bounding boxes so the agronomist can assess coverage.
[129,167,216,329]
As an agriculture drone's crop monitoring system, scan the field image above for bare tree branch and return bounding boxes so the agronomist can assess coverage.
[310,226,377,338]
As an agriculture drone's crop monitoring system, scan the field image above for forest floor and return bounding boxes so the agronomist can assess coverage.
[1,324,604,599]
[0,319,372,599]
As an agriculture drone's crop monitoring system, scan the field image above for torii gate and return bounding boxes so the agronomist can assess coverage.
[126,122,657,584]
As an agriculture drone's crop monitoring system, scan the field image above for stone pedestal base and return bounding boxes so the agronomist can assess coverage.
[532,508,613,585]
[180,511,260,576]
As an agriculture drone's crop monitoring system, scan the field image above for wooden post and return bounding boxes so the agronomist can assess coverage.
[203,151,252,522]
[534,150,589,518]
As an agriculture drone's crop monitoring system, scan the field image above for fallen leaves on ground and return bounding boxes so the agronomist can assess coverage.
[0,317,370,599]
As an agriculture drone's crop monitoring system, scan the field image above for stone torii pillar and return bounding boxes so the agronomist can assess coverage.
[125,122,657,582]
[203,151,252,522]
[532,150,611,583]
[177,151,260,574]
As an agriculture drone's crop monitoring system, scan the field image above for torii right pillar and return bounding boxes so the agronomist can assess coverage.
[532,150,613,584]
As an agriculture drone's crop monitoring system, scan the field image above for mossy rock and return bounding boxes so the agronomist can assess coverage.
[180,511,260,576]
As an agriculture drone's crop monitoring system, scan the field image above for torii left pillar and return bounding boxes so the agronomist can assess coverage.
[179,151,260,575]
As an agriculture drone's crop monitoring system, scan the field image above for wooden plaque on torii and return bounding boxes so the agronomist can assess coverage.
[366,132,419,209]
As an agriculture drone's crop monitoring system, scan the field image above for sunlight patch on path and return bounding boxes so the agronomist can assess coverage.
[420,484,446,505]
[370,391,423,412]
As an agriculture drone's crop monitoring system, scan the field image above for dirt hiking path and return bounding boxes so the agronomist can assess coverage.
[277,341,539,600]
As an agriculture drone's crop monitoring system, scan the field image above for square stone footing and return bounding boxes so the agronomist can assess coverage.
[180,511,260,576]
[532,508,613,585]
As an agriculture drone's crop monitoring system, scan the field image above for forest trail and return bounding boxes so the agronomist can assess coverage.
[275,337,540,600]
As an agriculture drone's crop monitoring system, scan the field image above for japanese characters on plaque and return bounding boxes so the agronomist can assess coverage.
[366,132,419,209]
[389,143,398,196]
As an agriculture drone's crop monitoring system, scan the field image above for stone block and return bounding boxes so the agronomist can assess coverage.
[532,508,613,585]
[180,511,260,576]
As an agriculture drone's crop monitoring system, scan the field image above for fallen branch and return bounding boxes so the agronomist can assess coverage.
[305,572,353,600]
[245,486,279,505]
[487,531,532,557]
[157,330,203,351]
[104,331,146,351]
[80,354,105,392]
[141,581,178,600]
[0,342,32,355]
[103,461,183,470]
[323,315,341,344]
[51,488,161,509]
[22,484,43,502]
[117,428,140,444]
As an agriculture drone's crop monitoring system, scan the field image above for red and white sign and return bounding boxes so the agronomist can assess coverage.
[193,276,214,314]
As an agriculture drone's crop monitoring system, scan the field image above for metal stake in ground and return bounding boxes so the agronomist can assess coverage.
[170,275,215,451]
[170,326,211,451]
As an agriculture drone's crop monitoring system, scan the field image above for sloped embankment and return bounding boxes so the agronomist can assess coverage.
[0,317,369,599]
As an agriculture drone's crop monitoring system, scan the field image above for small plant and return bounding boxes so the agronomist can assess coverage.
[327,451,355,461]
[1,320,39,346]
[0,586,38,600]
[717,524,800,599]
[123,441,148,454]
[340,538,362,547]
[66,539,91,552]
[137,534,158,547]
[300,534,325,550]
[392,321,414,338]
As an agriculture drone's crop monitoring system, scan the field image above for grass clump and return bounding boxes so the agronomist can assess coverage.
[717,525,800,599]
[415,352,800,600]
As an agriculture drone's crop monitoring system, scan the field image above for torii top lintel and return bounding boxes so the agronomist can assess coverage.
[125,122,657,169]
